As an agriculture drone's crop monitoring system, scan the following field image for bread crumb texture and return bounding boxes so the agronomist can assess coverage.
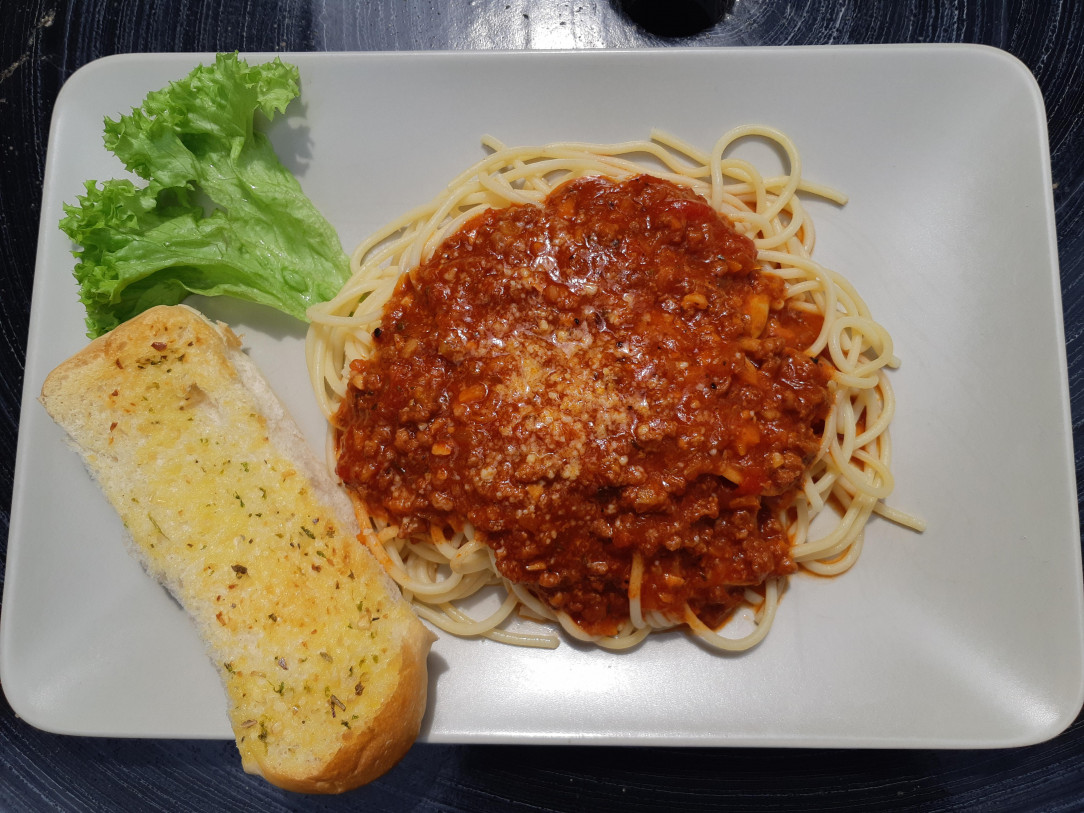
[41,305,432,794]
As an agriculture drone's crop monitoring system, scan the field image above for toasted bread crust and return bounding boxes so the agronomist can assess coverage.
[41,305,433,794]
[254,608,432,793]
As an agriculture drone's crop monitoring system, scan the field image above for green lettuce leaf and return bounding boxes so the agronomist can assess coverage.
[60,53,350,337]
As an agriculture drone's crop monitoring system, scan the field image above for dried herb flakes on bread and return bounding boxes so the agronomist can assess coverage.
[40,304,433,793]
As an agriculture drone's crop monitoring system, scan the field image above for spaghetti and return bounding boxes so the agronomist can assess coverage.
[307,125,923,651]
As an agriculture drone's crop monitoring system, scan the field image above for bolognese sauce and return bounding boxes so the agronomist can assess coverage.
[335,174,832,637]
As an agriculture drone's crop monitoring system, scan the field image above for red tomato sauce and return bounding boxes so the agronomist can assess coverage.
[335,175,831,635]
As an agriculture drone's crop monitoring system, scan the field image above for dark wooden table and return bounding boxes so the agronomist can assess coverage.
[2,1,1083,810]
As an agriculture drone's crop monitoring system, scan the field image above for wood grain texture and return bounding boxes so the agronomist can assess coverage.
[1,1,1083,810]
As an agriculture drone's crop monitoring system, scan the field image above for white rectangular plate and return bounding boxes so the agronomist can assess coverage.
[3,46,1081,748]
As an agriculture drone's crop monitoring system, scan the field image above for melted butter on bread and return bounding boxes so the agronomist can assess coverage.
[41,305,433,794]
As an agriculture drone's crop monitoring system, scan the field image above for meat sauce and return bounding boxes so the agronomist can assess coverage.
[335,175,831,635]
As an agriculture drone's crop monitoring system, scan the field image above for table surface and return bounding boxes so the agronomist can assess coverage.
[2,1,1084,810]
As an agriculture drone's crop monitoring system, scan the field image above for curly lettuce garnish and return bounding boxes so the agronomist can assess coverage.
[61,53,350,338]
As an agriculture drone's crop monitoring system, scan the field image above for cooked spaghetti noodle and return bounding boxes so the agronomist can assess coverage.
[307,125,923,652]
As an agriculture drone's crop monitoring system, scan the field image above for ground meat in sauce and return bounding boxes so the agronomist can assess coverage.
[335,174,832,636]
